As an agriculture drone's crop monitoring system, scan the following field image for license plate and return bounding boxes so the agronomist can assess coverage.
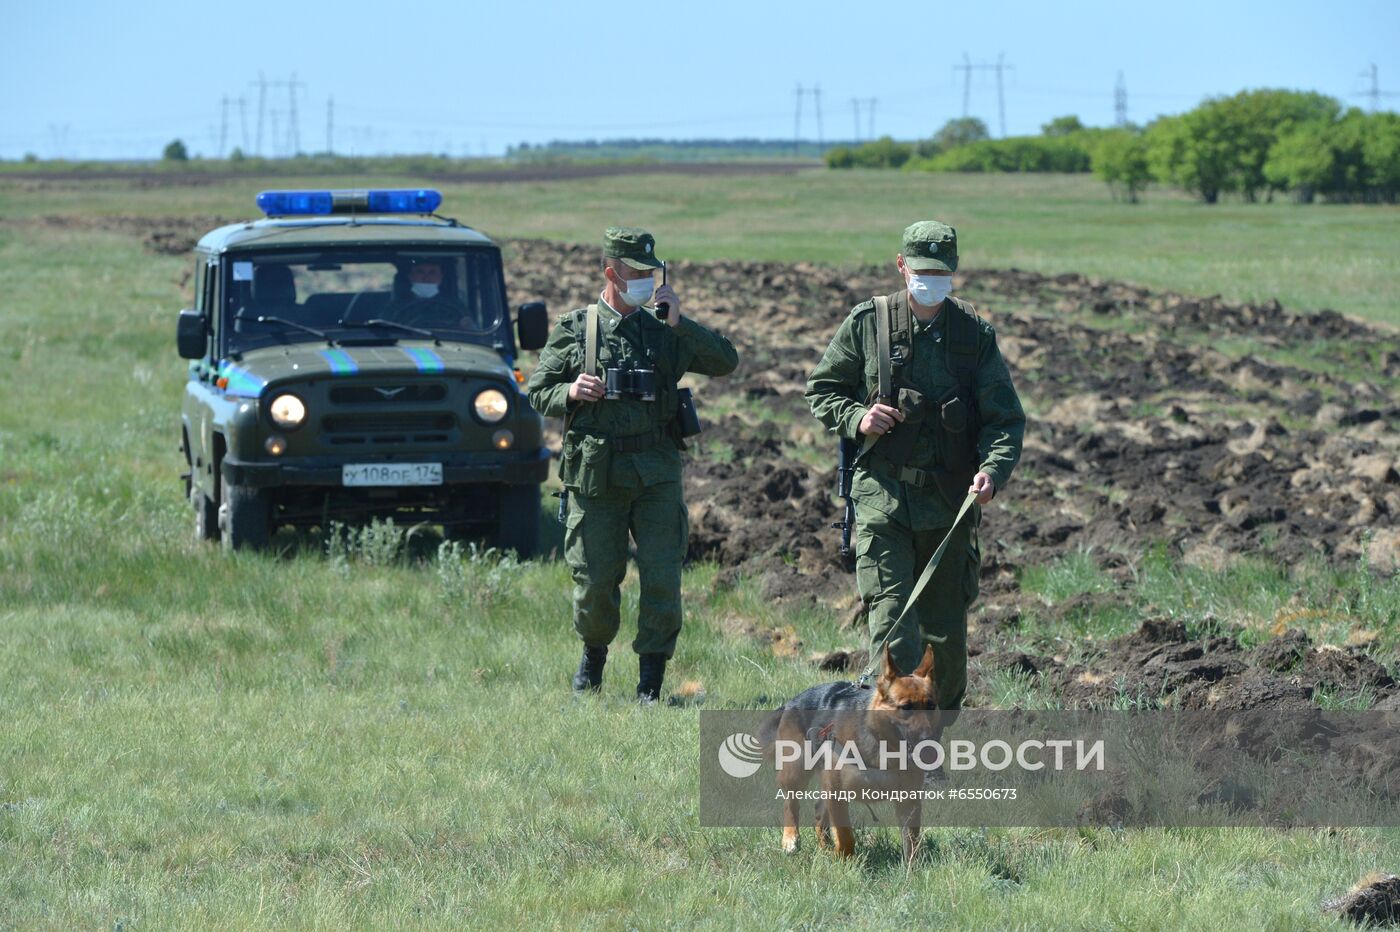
[342,462,443,487]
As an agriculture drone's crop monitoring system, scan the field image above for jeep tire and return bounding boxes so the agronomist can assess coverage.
[494,483,541,559]
[219,475,272,551]
[192,485,219,542]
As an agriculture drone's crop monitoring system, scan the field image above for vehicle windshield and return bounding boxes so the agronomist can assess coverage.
[222,248,505,353]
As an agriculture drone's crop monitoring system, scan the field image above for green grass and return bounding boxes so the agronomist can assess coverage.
[3,194,1400,927]
[2,170,1398,326]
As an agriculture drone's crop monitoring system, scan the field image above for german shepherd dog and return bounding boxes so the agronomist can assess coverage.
[763,645,940,865]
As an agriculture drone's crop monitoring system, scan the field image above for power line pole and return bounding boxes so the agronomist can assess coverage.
[286,72,304,155]
[1349,64,1398,112]
[238,96,250,152]
[850,98,861,142]
[995,53,1007,138]
[251,72,268,156]
[269,109,282,157]
[218,95,230,157]
[813,84,823,146]
[959,53,972,117]
[867,97,877,139]
[953,55,1014,135]
[793,83,803,156]
[48,124,70,159]
[326,96,334,155]
[1114,71,1128,127]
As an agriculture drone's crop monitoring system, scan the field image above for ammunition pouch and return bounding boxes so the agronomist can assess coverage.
[560,433,612,497]
[675,387,701,438]
[871,387,929,467]
[935,386,978,504]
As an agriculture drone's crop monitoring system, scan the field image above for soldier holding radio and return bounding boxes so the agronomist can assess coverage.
[527,227,738,703]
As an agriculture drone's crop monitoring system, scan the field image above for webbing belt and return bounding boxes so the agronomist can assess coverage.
[856,490,978,686]
[572,426,665,454]
[883,463,944,489]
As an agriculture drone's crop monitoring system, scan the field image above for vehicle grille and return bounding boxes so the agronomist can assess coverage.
[321,412,456,446]
[330,383,447,404]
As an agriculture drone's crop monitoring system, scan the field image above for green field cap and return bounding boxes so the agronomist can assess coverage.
[604,226,663,270]
[902,220,958,272]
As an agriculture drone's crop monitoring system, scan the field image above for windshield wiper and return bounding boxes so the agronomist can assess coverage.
[357,318,436,340]
[255,315,332,343]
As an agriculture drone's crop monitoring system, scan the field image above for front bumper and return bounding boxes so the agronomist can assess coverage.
[222,448,551,488]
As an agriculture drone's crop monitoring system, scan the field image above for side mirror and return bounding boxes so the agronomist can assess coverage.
[516,301,549,352]
[177,308,208,359]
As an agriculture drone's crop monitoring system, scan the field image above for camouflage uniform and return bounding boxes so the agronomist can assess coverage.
[527,229,738,683]
[805,222,1024,710]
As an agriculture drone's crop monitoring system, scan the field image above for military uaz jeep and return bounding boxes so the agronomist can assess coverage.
[176,188,550,554]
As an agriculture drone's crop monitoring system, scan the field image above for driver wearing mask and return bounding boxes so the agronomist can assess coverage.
[392,260,465,328]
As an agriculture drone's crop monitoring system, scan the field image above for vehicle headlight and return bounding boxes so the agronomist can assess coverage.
[473,388,509,424]
[269,393,307,429]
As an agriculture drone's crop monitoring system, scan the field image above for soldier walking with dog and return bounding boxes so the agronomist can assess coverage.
[805,221,1025,711]
[527,228,739,703]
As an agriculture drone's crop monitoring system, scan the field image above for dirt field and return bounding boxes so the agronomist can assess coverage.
[500,238,1400,713]
[35,214,1400,712]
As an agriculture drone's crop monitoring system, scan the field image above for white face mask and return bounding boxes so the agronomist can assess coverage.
[411,282,439,299]
[906,271,953,307]
[619,274,655,308]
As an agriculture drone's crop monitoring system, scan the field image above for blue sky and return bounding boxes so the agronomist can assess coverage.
[4,0,1397,159]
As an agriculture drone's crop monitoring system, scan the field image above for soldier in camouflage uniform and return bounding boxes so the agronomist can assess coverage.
[527,228,739,702]
[805,221,1024,711]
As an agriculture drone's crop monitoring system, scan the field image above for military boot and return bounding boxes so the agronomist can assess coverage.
[572,645,608,694]
[637,653,667,705]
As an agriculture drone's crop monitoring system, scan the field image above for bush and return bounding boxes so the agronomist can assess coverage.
[824,146,854,169]
[162,139,189,162]
[932,117,990,150]
[826,136,912,169]
[913,135,1092,173]
[1091,130,1152,202]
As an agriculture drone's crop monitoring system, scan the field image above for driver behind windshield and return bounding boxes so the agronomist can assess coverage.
[391,260,466,329]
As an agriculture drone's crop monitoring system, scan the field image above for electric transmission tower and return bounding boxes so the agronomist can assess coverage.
[237,96,250,151]
[218,95,230,157]
[794,83,803,155]
[1352,63,1399,113]
[953,54,1014,136]
[792,84,825,152]
[1114,71,1128,127]
[251,72,268,155]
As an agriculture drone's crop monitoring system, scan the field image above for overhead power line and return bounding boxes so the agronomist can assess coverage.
[954,54,1014,137]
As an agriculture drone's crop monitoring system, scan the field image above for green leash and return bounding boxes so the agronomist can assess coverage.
[856,490,979,687]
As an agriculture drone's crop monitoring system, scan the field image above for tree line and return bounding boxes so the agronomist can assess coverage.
[825,89,1400,205]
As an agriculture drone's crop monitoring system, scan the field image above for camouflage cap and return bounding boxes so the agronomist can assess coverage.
[603,226,663,270]
[901,220,958,272]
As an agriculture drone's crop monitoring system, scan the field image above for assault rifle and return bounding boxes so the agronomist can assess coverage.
[831,437,858,556]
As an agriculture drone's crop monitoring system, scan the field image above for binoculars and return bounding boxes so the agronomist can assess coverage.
[604,365,657,401]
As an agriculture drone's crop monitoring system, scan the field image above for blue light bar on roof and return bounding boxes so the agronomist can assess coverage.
[256,190,334,215]
[367,189,442,213]
[255,188,444,217]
